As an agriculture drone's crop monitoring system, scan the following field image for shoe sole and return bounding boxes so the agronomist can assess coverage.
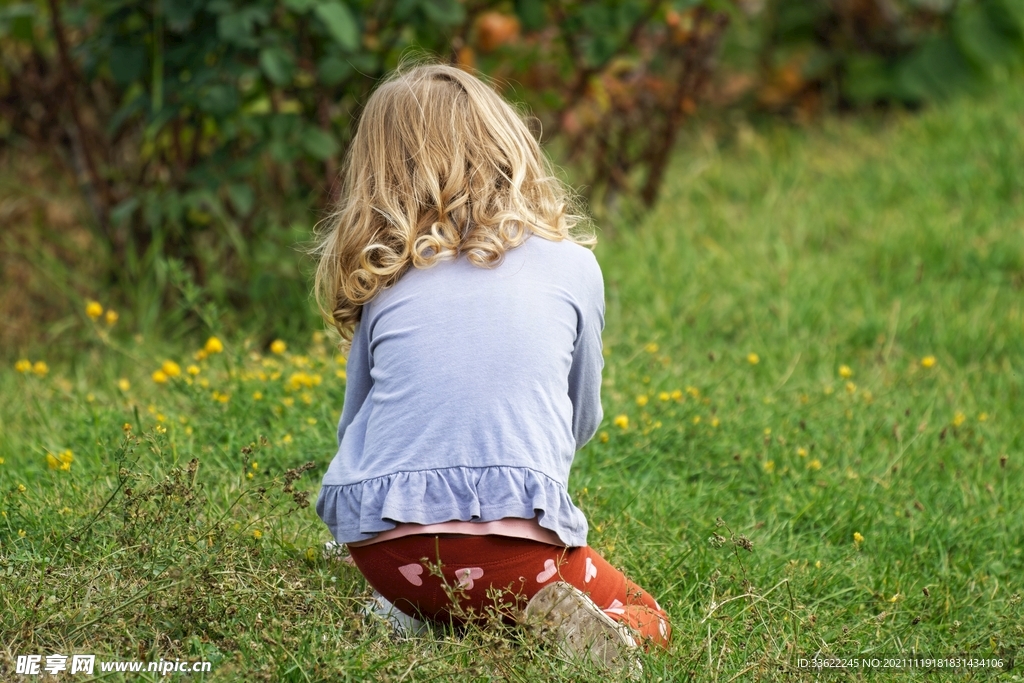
[522,581,641,675]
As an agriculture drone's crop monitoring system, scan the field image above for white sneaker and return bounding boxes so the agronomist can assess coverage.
[364,591,430,638]
[522,581,642,676]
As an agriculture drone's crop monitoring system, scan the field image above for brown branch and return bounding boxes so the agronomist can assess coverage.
[640,9,729,207]
[46,0,112,229]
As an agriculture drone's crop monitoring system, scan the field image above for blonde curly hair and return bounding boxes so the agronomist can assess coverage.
[312,58,595,347]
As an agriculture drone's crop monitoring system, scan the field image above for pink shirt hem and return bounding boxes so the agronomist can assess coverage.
[347,518,565,548]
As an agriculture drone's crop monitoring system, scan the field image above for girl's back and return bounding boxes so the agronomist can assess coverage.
[318,234,603,547]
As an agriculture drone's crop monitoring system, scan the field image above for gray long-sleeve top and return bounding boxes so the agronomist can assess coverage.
[315,233,605,547]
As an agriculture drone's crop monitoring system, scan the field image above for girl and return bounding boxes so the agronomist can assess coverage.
[313,60,670,667]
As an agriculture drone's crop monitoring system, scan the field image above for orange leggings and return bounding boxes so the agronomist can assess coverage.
[348,534,670,648]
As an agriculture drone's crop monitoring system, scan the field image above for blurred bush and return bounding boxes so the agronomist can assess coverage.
[753,0,1024,113]
[0,0,731,338]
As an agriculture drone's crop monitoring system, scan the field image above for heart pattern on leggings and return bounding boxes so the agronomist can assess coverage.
[584,557,598,583]
[604,598,625,616]
[398,563,424,586]
[536,558,558,583]
[455,567,484,590]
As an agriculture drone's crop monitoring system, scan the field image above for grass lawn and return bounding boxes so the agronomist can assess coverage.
[2,85,1023,681]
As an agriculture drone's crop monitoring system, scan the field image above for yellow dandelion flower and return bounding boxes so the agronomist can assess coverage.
[845,381,856,394]
[920,355,936,369]
[32,361,49,376]
[59,450,73,464]
[117,378,130,391]
[306,417,317,425]
[336,369,347,380]
[636,394,649,407]
[152,369,168,384]
[155,424,167,434]
[692,416,701,425]
[194,349,208,361]
[686,386,700,398]
[198,377,210,388]
[187,365,200,376]
[747,353,760,365]
[711,417,720,428]
[305,547,317,562]
[85,393,95,403]
[823,385,835,395]
[17,484,27,492]
[15,359,32,373]
[0,457,4,465]
[763,460,775,473]
[18,529,26,538]
[253,391,263,400]
[105,310,119,325]
[978,412,988,422]
[270,339,287,355]
[853,532,864,544]
[670,389,683,401]
[204,336,224,354]
[952,412,965,427]
[162,360,181,377]
[644,342,659,353]
[808,459,821,471]
[814,560,822,569]
[312,331,325,343]
[281,434,293,444]
[282,397,295,407]
[838,365,852,379]
[599,431,609,443]
[613,414,629,429]
[763,428,772,436]
[797,447,808,457]
[252,529,262,540]
[123,423,132,432]
[658,391,670,402]
[46,453,60,469]
[85,301,103,320]
[217,393,230,404]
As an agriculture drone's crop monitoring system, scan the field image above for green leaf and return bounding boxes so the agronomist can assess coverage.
[420,0,465,25]
[300,127,339,160]
[317,55,352,86]
[111,197,141,226]
[259,47,296,86]
[842,55,896,106]
[514,0,545,31]
[283,0,317,12]
[314,1,359,52]
[954,2,1024,69]
[226,183,255,215]
[109,45,146,85]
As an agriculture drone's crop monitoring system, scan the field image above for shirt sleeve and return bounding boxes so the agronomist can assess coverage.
[566,253,606,450]
[336,315,373,448]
